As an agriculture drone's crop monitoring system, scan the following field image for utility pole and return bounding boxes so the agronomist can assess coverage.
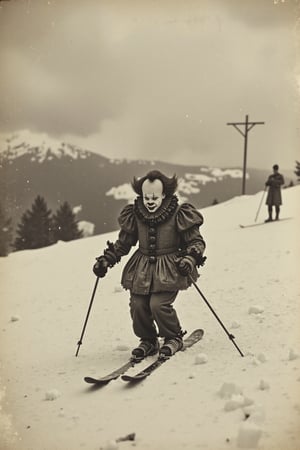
[227,114,265,195]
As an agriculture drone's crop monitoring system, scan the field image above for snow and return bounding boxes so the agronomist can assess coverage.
[187,167,245,182]
[72,205,82,215]
[106,184,136,203]
[44,389,61,401]
[237,423,262,448]
[248,306,265,315]
[78,220,95,237]
[194,353,208,365]
[0,186,299,450]
[0,130,91,162]
[106,168,248,203]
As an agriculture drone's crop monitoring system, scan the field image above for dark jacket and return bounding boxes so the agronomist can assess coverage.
[109,196,206,295]
[265,173,285,206]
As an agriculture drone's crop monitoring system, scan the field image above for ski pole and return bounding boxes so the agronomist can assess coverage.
[188,275,244,357]
[75,277,100,357]
[254,187,266,222]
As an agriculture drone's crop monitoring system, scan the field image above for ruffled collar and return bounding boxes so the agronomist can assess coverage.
[134,195,178,225]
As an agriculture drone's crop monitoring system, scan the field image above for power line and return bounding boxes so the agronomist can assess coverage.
[227,114,265,194]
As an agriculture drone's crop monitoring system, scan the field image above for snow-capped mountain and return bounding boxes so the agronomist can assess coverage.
[1,130,91,162]
[0,130,295,239]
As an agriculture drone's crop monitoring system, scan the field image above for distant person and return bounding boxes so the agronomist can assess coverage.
[265,164,285,222]
[92,170,206,358]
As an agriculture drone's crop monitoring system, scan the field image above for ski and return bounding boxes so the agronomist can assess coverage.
[121,328,204,383]
[240,217,292,229]
[84,357,143,386]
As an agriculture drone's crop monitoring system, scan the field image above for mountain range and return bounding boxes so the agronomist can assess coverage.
[0,130,296,239]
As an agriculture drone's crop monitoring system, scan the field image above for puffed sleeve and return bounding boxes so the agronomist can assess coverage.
[176,203,206,267]
[176,203,204,231]
[101,205,137,263]
[118,204,137,235]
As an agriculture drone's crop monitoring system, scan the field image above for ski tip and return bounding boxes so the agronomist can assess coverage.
[84,376,109,386]
[190,328,204,338]
[121,375,132,382]
[84,376,102,384]
[121,374,146,382]
[84,377,96,384]
[196,328,204,334]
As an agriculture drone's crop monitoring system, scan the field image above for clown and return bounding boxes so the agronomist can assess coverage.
[93,170,206,357]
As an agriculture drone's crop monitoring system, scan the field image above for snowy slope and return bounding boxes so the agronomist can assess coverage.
[0,186,299,450]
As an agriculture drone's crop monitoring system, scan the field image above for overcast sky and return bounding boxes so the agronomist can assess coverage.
[0,0,299,169]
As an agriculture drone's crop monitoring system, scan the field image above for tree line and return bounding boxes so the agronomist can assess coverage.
[1,161,300,257]
[0,195,83,256]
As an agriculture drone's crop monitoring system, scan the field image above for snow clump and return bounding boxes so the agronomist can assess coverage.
[44,389,61,401]
[218,382,243,399]
[256,353,267,363]
[224,394,246,411]
[243,404,266,425]
[248,305,264,314]
[258,379,270,390]
[224,395,254,412]
[114,286,123,293]
[236,422,262,448]
[194,353,208,364]
[101,440,118,450]
[218,383,254,412]
[288,348,299,361]
[10,315,20,322]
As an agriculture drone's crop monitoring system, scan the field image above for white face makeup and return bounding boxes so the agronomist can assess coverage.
[142,179,165,213]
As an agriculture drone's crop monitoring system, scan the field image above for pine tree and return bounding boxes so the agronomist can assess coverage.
[0,203,13,256]
[14,195,54,250]
[52,201,83,242]
[295,160,300,181]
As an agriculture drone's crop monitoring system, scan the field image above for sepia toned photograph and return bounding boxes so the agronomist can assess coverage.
[0,1,299,449]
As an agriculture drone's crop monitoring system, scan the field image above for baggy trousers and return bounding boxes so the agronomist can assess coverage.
[129,291,182,340]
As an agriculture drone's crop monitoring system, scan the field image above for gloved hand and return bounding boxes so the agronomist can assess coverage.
[176,256,195,276]
[93,256,109,278]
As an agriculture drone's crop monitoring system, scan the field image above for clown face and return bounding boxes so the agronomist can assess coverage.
[142,179,165,213]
